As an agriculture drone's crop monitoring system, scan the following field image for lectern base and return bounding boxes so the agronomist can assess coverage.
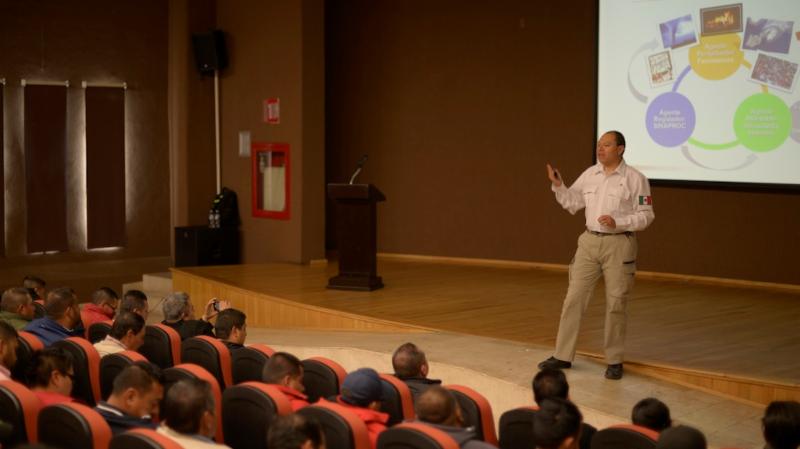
[327,274,384,291]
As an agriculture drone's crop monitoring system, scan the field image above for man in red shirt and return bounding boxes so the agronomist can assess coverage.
[331,368,389,449]
[262,352,309,411]
[80,287,119,330]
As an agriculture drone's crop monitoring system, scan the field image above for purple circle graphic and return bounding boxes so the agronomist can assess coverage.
[645,92,696,147]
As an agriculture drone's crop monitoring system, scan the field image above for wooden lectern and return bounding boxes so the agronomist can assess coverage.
[327,183,386,291]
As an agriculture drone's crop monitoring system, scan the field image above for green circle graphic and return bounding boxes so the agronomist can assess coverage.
[733,93,791,152]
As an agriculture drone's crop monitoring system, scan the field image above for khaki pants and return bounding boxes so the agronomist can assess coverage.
[553,231,637,365]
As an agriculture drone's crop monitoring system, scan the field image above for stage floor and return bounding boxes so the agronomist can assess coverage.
[172,257,800,394]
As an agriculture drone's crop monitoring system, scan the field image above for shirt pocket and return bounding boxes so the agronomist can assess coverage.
[582,185,598,205]
[607,183,631,212]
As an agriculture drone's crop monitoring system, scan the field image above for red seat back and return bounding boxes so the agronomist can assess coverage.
[0,380,42,445]
[231,344,276,384]
[99,350,148,400]
[444,385,498,445]
[37,402,112,449]
[378,422,460,449]
[140,324,181,369]
[301,356,347,403]
[12,331,44,382]
[298,400,371,449]
[180,335,233,389]
[591,424,659,449]
[53,337,102,406]
[163,363,225,443]
[110,428,184,449]
[222,382,292,449]
[379,373,415,425]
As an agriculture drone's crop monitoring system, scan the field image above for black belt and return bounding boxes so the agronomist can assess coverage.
[587,230,634,237]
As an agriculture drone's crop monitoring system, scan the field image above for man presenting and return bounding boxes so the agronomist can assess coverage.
[538,131,654,380]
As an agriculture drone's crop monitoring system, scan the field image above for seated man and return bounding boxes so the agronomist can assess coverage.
[392,342,442,400]
[95,362,164,435]
[330,367,389,449]
[533,368,596,449]
[81,287,120,330]
[415,386,495,449]
[94,311,146,357]
[0,321,19,381]
[22,275,47,303]
[655,425,707,449]
[24,287,84,346]
[268,414,325,449]
[762,401,800,449]
[533,398,582,449]
[28,347,76,406]
[631,397,672,432]
[0,288,36,330]
[214,308,247,351]
[120,290,149,321]
[262,352,309,411]
[157,378,231,449]
[161,292,228,341]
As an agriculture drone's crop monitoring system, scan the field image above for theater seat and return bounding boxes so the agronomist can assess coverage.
[591,424,659,449]
[87,320,113,343]
[444,385,498,446]
[222,382,292,449]
[498,406,538,449]
[298,400,371,449]
[378,422,460,449]
[110,428,184,449]
[100,350,149,400]
[0,380,42,446]
[181,335,233,389]
[53,337,102,406]
[38,402,112,449]
[12,331,44,382]
[163,363,225,444]
[231,344,275,384]
[301,356,347,403]
[379,373,415,425]
[139,324,181,369]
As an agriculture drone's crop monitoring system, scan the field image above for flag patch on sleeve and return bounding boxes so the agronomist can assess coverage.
[638,195,652,205]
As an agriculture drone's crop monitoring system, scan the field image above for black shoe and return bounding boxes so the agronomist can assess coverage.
[538,356,572,370]
[605,363,623,380]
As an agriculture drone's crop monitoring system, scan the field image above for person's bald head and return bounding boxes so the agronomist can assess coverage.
[416,386,462,427]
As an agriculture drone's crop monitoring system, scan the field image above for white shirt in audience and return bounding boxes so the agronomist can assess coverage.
[93,335,127,357]
[157,424,231,449]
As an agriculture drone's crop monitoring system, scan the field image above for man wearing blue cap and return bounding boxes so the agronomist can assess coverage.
[331,367,389,449]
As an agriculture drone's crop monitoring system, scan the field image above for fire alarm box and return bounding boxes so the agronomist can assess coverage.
[251,142,290,220]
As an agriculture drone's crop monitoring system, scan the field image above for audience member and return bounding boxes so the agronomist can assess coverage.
[157,378,231,449]
[22,276,47,303]
[415,386,495,449]
[161,292,228,341]
[95,362,164,435]
[532,398,582,449]
[267,414,325,449]
[94,311,146,357]
[631,397,672,432]
[24,288,84,346]
[331,367,388,449]
[214,308,247,351]
[0,321,19,381]
[120,290,149,320]
[655,425,706,449]
[392,342,442,400]
[262,352,310,411]
[0,288,36,330]
[762,401,800,449]
[532,369,596,449]
[81,287,120,330]
[29,347,76,406]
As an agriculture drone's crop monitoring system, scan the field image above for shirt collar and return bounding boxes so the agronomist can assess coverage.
[592,160,627,176]
[96,401,125,417]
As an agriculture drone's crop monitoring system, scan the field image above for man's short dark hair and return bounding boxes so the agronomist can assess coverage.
[533,398,583,449]
[632,398,672,432]
[262,352,303,384]
[762,401,800,449]
[415,386,458,425]
[0,321,18,344]
[91,287,119,305]
[392,342,427,378]
[110,362,163,397]
[607,130,626,147]
[120,290,148,315]
[214,309,246,340]
[268,413,325,449]
[1,288,32,313]
[44,287,77,319]
[533,368,569,405]
[162,378,215,435]
[656,425,706,449]
[109,311,145,340]
[22,276,46,289]
[30,347,74,388]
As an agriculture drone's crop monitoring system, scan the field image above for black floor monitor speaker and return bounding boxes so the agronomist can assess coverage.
[174,226,239,267]
[191,30,228,74]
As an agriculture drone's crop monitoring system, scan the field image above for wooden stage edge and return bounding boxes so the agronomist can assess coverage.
[171,255,799,406]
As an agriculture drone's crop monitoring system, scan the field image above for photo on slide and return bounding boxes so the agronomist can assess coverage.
[647,51,674,87]
[742,18,794,54]
[700,3,743,36]
[659,14,697,49]
[748,52,799,93]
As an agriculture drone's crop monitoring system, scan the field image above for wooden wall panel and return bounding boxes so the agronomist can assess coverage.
[85,86,126,248]
[25,84,68,253]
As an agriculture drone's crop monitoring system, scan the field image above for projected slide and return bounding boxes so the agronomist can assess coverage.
[598,1,800,185]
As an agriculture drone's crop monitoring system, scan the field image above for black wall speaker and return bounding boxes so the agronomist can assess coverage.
[191,30,228,74]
